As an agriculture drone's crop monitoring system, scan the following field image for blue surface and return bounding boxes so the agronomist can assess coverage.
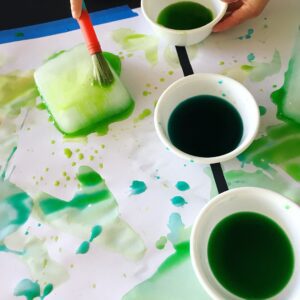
[0,5,137,44]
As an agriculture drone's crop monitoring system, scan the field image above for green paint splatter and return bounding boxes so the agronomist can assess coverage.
[247,53,255,62]
[130,180,147,195]
[134,108,151,123]
[238,28,254,40]
[14,279,40,300]
[155,236,168,250]
[171,196,187,207]
[89,225,102,242]
[112,28,158,65]
[78,153,84,160]
[64,148,72,158]
[223,50,281,83]
[271,30,300,125]
[142,91,151,96]
[175,181,190,191]
[249,50,281,82]
[37,166,146,260]
[76,241,90,254]
[259,105,267,116]
[36,102,46,110]
[238,122,300,182]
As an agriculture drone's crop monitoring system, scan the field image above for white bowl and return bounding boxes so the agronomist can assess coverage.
[190,187,300,300]
[154,73,260,164]
[141,0,228,46]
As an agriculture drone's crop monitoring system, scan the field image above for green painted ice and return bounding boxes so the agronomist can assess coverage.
[37,166,146,260]
[272,29,300,125]
[34,45,134,136]
[112,28,158,65]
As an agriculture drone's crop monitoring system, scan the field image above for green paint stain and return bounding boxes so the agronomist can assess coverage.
[142,91,151,96]
[123,242,210,300]
[157,1,213,30]
[37,166,146,260]
[134,108,152,123]
[271,30,300,125]
[175,181,190,191]
[240,64,255,71]
[259,105,267,116]
[208,212,294,299]
[167,213,190,246]
[130,180,147,195]
[171,196,187,207]
[249,50,281,82]
[112,28,158,65]
[89,225,102,242]
[155,236,168,250]
[35,46,134,136]
[64,148,72,158]
[78,153,84,160]
[76,241,90,254]
[238,122,300,182]
[54,181,60,187]
[36,102,46,110]
[0,190,33,241]
[15,32,25,37]
[14,279,40,300]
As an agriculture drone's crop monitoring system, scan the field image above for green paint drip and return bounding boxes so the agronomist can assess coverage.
[271,30,300,125]
[41,284,53,299]
[171,196,187,207]
[76,241,90,254]
[175,181,190,191]
[89,225,102,242]
[112,28,158,65]
[123,242,210,300]
[14,279,40,300]
[155,236,168,250]
[37,166,146,260]
[134,108,151,123]
[130,180,147,195]
[64,148,72,158]
[238,122,300,182]
[167,213,190,246]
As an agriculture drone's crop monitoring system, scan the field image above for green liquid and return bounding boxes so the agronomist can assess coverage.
[157,1,213,30]
[168,95,243,157]
[208,212,294,299]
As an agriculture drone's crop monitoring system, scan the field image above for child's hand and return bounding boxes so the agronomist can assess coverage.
[70,0,83,19]
[213,0,270,32]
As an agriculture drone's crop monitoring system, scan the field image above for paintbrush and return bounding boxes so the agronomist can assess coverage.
[77,1,114,86]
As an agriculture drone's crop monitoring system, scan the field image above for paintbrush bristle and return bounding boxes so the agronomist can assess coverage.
[92,53,114,87]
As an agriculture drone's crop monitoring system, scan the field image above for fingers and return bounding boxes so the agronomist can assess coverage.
[71,0,83,19]
[213,6,250,32]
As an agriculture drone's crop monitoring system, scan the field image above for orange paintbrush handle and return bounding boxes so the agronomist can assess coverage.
[77,8,102,55]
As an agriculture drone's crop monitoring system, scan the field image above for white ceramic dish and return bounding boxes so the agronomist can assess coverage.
[141,0,228,46]
[154,73,260,164]
[190,187,300,300]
